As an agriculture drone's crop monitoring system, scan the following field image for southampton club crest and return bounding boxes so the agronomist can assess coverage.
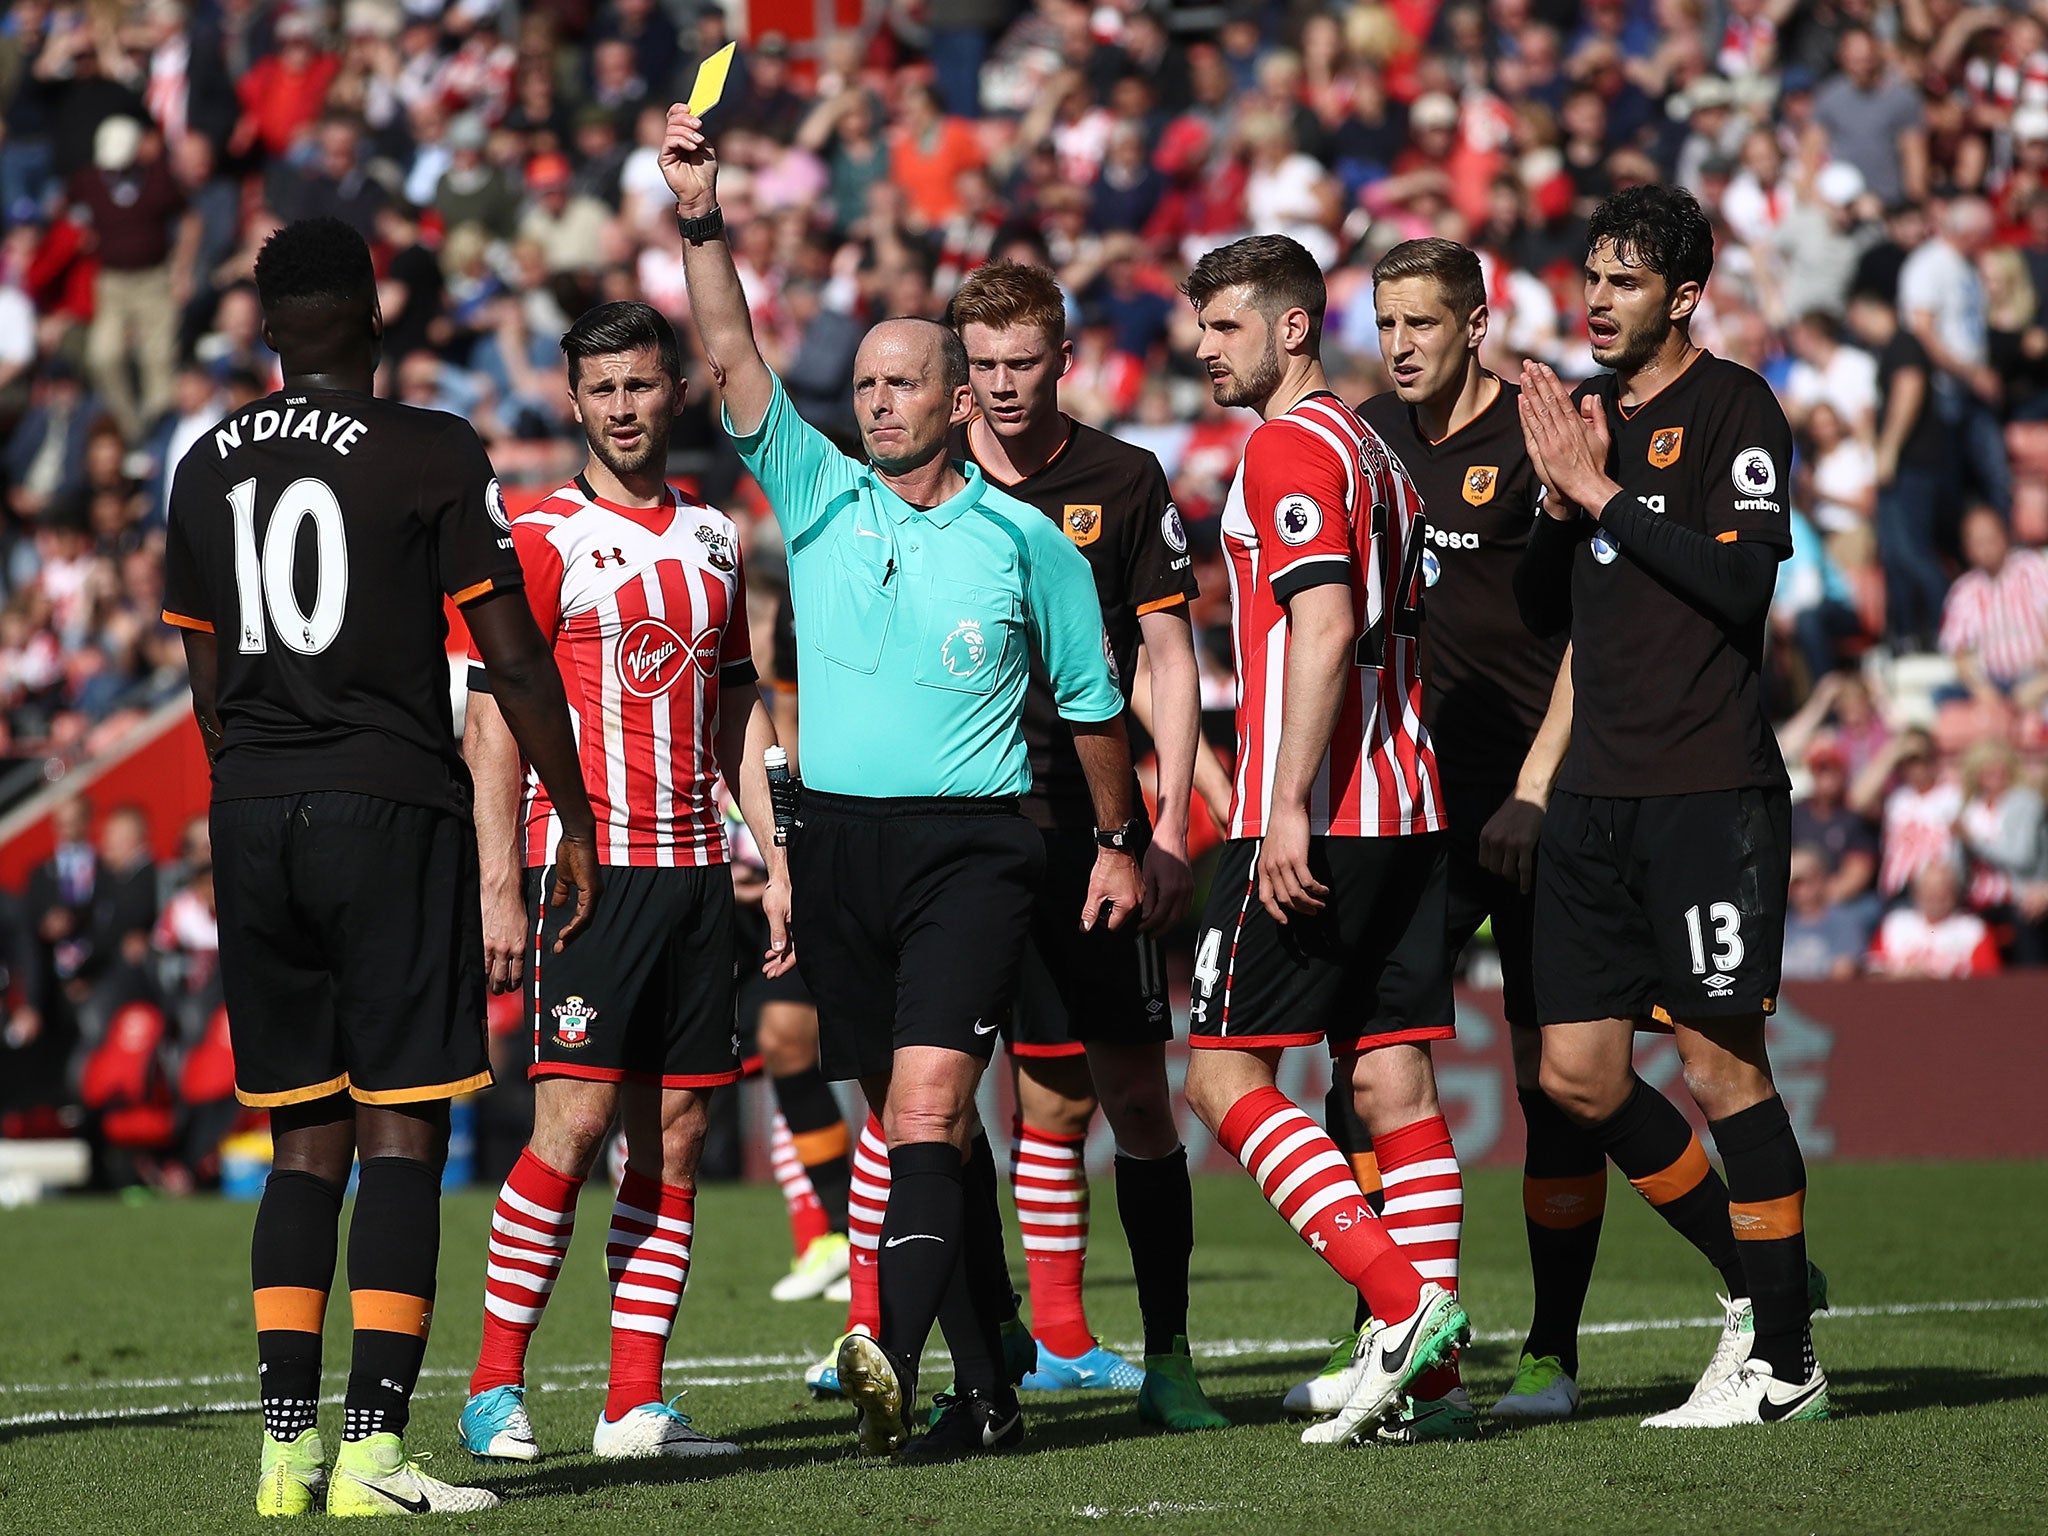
[552,995,597,1048]
[694,523,737,571]
[1648,427,1684,468]
[1462,465,1498,506]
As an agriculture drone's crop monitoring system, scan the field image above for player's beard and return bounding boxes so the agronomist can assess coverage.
[587,419,668,479]
[1600,306,1674,377]
[1211,335,1283,410]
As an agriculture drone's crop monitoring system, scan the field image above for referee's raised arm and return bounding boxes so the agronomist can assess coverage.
[661,105,774,437]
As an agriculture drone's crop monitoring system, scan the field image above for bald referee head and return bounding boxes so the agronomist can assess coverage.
[851,318,974,473]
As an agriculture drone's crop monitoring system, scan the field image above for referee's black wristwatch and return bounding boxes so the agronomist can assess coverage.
[1094,821,1140,855]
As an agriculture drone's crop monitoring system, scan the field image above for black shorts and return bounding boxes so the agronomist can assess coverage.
[1008,827,1172,1059]
[1444,780,1538,1030]
[789,791,1044,1082]
[211,792,490,1108]
[1533,787,1790,1026]
[527,863,742,1089]
[1188,833,1454,1054]
[735,896,815,1077]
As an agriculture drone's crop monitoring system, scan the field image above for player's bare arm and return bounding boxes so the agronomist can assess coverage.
[1259,581,1352,922]
[716,681,795,977]
[1134,606,1201,931]
[467,589,604,946]
[462,689,529,993]
[662,105,774,435]
[1071,717,1145,931]
[1130,629,1233,835]
[1478,647,1573,894]
[178,628,224,763]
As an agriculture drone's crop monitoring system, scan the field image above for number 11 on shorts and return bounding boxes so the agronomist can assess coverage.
[1683,902,1745,976]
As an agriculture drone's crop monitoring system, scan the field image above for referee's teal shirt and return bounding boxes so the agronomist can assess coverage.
[728,377,1122,799]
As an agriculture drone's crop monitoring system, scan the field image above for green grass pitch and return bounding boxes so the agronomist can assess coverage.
[3,1163,2044,1534]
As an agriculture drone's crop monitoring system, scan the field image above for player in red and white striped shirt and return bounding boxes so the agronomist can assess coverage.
[459,302,791,1466]
[1939,507,2048,693]
[1175,236,1469,1448]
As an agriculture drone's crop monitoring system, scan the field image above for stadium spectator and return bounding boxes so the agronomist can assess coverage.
[1791,738,1883,937]
[1856,727,1964,900]
[1956,738,2048,963]
[1939,504,2048,710]
[1846,283,1949,651]
[1869,860,2002,978]
[1810,26,1926,206]
[1782,844,1867,980]
[1899,197,2011,514]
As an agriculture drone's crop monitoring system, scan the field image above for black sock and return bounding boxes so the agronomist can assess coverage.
[252,1169,343,1442]
[1710,1095,1812,1380]
[934,1135,1009,1395]
[1114,1147,1192,1357]
[1588,1077,1745,1299]
[773,1066,852,1232]
[343,1157,441,1442]
[878,1142,965,1404]
[1519,1088,1607,1377]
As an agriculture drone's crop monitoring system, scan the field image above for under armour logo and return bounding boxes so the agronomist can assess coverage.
[1309,1230,1328,1252]
[592,547,626,568]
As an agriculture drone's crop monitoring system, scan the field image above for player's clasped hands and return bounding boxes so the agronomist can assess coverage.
[1518,360,1612,516]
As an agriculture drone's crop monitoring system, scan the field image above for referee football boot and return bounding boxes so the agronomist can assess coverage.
[1283,1331,1373,1417]
[772,1232,852,1303]
[593,1397,742,1459]
[1374,1387,1481,1444]
[327,1433,500,1516]
[897,1387,1025,1464]
[839,1331,914,1456]
[459,1384,540,1461]
[1300,1284,1471,1446]
[1136,1337,1230,1432]
[806,1324,868,1398]
[1019,1338,1146,1392]
[1641,1358,1830,1428]
[1490,1354,1581,1422]
[256,1426,327,1516]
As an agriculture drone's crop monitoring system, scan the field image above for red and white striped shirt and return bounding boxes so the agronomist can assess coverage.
[480,478,755,868]
[1939,548,2048,687]
[1879,778,1963,898]
[1868,907,2001,978]
[1219,393,1442,839]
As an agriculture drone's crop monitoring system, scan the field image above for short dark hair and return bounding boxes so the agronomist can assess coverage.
[1584,184,1715,295]
[559,300,681,385]
[1796,308,1842,344]
[1180,234,1326,349]
[1373,238,1487,323]
[253,216,375,315]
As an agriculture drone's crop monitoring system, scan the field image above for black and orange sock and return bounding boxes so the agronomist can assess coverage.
[1710,1095,1812,1380]
[773,1067,852,1234]
[1518,1088,1607,1376]
[1590,1077,1744,1299]
[1325,1082,1383,1332]
[343,1157,441,1442]
[1114,1146,1193,1357]
[252,1169,343,1442]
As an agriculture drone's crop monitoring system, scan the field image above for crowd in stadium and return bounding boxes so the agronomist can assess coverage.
[6,0,2048,1166]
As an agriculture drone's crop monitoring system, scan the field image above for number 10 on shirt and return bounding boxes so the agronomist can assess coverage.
[227,476,349,656]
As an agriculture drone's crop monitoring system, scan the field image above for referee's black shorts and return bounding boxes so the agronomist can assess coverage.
[1008,825,1172,1060]
[789,790,1045,1082]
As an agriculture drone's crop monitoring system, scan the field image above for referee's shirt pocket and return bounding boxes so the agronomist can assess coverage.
[915,578,1018,695]
[813,538,897,675]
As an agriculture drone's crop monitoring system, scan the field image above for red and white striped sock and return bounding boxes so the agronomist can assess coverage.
[844,1113,888,1336]
[1374,1112,1464,1397]
[769,1111,832,1260]
[1010,1119,1095,1358]
[603,1168,693,1419]
[1216,1086,1423,1324]
[471,1149,583,1396]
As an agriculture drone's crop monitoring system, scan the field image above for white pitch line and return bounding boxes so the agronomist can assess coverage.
[3,1297,2040,1429]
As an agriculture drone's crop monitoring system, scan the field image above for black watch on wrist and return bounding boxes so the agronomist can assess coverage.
[676,205,724,244]
[1094,820,1139,854]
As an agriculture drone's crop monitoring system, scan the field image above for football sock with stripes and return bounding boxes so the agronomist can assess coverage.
[252,1168,342,1443]
[935,1133,1009,1394]
[343,1157,440,1442]
[877,1141,966,1401]
[1374,1113,1464,1399]
[1325,1080,1384,1333]
[1710,1095,1813,1380]
[768,1113,832,1260]
[773,1065,852,1235]
[1011,1119,1096,1357]
[1519,1087,1606,1377]
[471,1149,583,1396]
[604,1168,694,1419]
[1217,1087,1423,1324]
[1114,1145,1193,1357]
[1589,1077,1745,1298]
[845,1113,888,1336]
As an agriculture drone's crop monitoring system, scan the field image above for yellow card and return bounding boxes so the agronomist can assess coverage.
[686,42,737,117]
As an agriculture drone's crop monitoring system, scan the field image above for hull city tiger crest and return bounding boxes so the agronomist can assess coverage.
[1462,465,1498,506]
[1648,427,1684,468]
[1064,504,1102,546]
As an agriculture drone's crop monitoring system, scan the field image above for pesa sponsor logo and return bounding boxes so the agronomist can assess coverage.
[552,995,597,1047]
[1275,494,1322,545]
[616,616,718,698]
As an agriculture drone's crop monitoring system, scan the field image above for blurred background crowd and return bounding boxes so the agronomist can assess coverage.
[6,0,2048,1186]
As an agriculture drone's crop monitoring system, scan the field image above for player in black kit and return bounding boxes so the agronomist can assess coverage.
[163,217,601,1514]
[948,259,1227,1430]
[1515,186,1828,1428]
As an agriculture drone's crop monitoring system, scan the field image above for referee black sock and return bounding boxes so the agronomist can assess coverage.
[878,1141,965,1404]
[934,1134,1008,1394]
[1589,1078,1746,1300]
[1114,1147,1192,1357]
[343,1157,441,1442]
[252,1169,344,1443]
[1518,1088,1607,1378]
[1710,1095,1814,1381]
[772,1066,852,1232]
[1324,1081,1383,1333]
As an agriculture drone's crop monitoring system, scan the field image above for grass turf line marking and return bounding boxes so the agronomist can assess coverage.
[5,1296,2041,1426]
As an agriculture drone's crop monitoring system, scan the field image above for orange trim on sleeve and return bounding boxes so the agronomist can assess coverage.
[1628,1136,1713,1207]
[450,577,499,606]
[161,609,215,633]
[1135,593,1190,616]
[1715,530,1739,544]
[235,1072,351,1108]
[350,1069,494,1105]
[1729,1191,1805,1240]
[254,1286,330,1334]
[351,1289,435,1338]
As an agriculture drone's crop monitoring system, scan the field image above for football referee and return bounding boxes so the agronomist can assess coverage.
[663,104,1144,1462]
